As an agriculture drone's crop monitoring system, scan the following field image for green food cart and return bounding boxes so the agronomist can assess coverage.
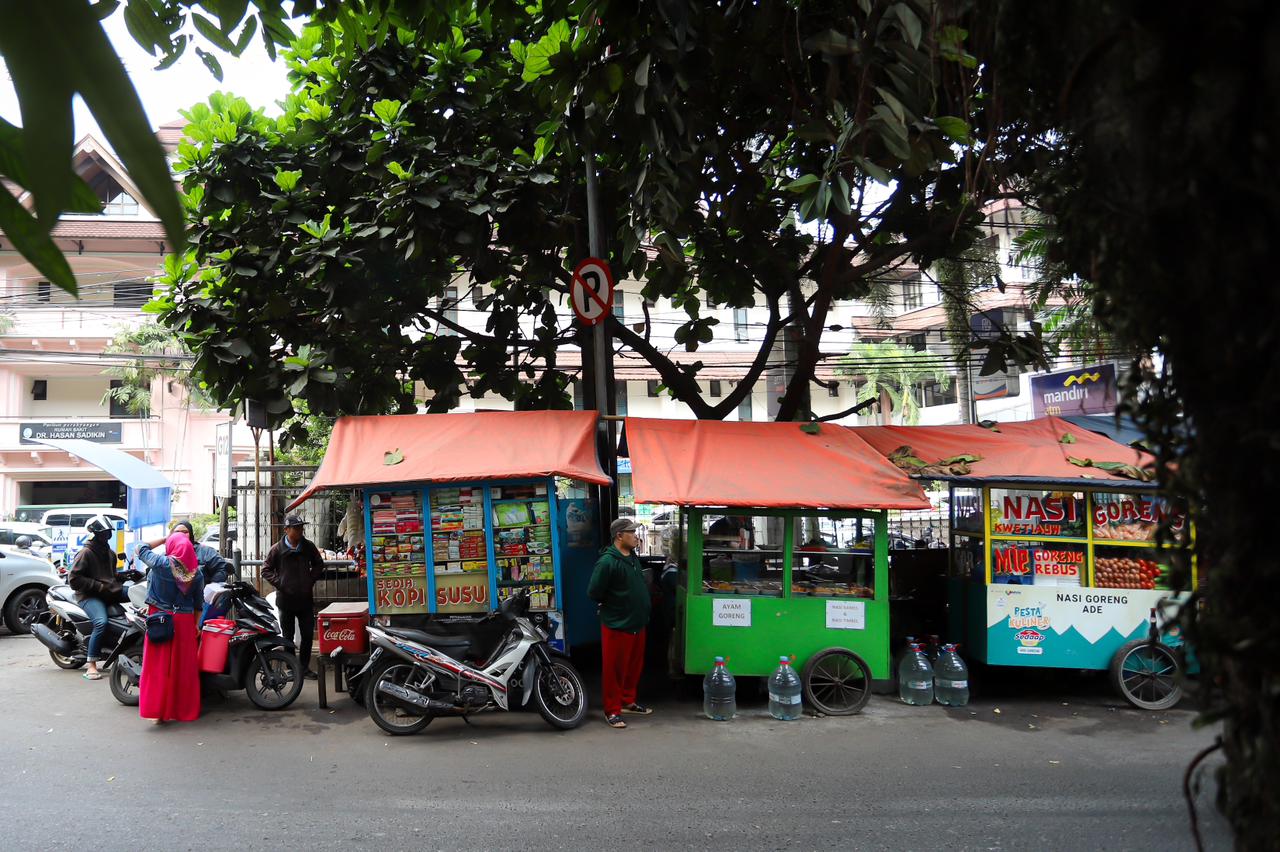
[854,417,1196,710]
[623,417,932,715]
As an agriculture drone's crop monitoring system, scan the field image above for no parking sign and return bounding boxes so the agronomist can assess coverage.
[569,257,615,326]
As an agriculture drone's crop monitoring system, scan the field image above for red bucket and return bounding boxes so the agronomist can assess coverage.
[198,618,235,674]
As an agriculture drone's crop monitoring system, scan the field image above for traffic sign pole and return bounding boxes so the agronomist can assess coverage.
[583,143,618,532]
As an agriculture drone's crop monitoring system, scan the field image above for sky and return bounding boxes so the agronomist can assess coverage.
[0,13,293,144]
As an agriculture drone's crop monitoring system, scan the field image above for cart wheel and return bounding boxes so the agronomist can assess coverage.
[802,648,872,716]
[1109,639,1183,710]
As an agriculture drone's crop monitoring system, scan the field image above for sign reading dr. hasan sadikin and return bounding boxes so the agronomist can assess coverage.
[20,421,122,444]
[1030,364,1117,417]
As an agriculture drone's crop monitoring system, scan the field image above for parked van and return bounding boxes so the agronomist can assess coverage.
[39,507,128,531]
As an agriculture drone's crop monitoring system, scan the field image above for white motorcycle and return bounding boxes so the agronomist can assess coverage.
[356,588,588,736]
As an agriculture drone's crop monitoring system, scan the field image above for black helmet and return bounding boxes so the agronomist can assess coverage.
[85,514,115,538]
[14,535,31,549]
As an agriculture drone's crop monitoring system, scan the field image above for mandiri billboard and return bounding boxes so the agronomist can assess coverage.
[1030,363,1117,417]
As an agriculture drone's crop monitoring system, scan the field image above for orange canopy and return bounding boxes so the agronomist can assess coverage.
[623,417,930,510]
[287,411,610,509]
[851,416,1155,485]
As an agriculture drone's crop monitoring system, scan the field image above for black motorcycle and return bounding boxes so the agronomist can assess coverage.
[199,581,304,710]
[31,577,148,707]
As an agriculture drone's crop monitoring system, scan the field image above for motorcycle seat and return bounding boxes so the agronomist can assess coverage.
[106,604,126,617]
[384,626,471,653]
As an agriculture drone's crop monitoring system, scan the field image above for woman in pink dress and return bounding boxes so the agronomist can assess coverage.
[136,531,205,724]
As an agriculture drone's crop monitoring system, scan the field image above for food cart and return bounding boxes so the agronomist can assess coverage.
[622,418,932,715]
[287,411,612,658]
[854,417,1196,710]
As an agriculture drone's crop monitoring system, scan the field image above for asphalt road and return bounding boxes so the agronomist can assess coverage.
[0,631,1231,851]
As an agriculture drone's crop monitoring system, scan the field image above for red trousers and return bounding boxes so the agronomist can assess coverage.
[601,625,646,717]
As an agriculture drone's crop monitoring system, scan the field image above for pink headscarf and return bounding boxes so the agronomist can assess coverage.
[164,532,199,594]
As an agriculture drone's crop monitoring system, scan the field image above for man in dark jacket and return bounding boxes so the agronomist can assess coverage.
[67,515,125,681]
[261,513,325,679]
[588,518,653,729]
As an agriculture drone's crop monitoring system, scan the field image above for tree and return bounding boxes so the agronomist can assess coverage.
[101,320,215,416]
[151,2,1006,423]
[838,341,952,425]
[984,1,1279,844]
[0,0,482,296]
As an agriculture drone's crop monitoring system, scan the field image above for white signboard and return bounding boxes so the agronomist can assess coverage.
[712,598,751,628]
[825,600,866,630]
[214,421,233,500]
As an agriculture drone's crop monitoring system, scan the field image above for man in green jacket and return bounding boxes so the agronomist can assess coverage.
[588,518,653,729]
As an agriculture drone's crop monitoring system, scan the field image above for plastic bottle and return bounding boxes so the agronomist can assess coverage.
[934,644,970,706]
[703,657,737,721]
[768,656,803,720]
[897,642,935,705]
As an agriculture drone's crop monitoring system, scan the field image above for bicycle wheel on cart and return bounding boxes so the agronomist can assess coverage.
[802,647,872,716]
[1109,639,1183,710]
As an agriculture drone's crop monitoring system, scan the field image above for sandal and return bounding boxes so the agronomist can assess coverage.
[621,703,652,715]
[82,671,103,681]
[605,714,627,729]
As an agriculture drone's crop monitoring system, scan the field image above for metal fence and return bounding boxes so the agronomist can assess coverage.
[886,508,950,549]
[229,463,366,609]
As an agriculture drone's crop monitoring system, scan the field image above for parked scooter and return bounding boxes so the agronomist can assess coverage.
[31,574,147,696]
[356,588,588,736]
[199,581,304,710]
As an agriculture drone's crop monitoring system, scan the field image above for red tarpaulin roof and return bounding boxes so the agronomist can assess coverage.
[850,416,1155,485]
[623,418,930,510]
[288,411,610,509]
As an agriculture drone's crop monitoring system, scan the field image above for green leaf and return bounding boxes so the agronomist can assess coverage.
[605,63,624,93]
[191,12,236,53]
[1059,432,1077,444]
[384,448,405,466]
[891,3,923,49]
[800,422,821,435]
[0,189,77,293]
[784,174,821,193]
[273,169,302,192]
[634,53,651,87]
[935,116,972,145]
[371,99,403,126]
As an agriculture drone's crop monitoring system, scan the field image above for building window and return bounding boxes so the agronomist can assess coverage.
[571,379,583,411]
[471,285,484,308]
[36,280,51,302]
[108,380,134,418]
[828,381,840,398]
[734,307,749,343]
[614,296,625,328]
[902,276,924,310]
[615,380,629,416]
[923,381,958,407]
[113,280,152,309]
[905,333,927,352]
[737,391,753,421]
[31,379,47,401]
[88,173,142,217]
[440,286,458,331]
[646,380,660,398]
[709,380,722,398]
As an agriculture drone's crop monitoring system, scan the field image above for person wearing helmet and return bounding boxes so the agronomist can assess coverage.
[67,515,126,681]
[14,535,33,553]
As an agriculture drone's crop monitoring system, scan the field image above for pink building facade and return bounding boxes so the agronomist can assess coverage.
[0,127,257,522]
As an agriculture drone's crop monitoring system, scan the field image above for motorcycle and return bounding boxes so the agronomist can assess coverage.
[199,581,304,710]
[356,588,588,736]
[31,576,149,707]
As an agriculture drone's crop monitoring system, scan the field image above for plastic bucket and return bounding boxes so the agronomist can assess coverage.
[198,618,235,674]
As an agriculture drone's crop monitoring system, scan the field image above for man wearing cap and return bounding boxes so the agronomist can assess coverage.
[588,517,653,729]
[261,513,326,679]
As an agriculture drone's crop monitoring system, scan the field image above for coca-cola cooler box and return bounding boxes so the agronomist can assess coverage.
[317,601,370,655]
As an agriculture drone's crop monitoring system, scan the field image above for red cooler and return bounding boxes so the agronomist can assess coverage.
[199,618,235,673]
[317,602,369,655]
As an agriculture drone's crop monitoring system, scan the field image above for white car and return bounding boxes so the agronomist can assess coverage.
[0,547,59,634]
[0,526,56,565]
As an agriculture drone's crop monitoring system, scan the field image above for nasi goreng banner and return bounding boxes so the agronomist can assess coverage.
[985,585,1186,668]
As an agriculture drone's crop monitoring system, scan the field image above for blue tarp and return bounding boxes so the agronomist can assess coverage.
[32,437,173,530]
